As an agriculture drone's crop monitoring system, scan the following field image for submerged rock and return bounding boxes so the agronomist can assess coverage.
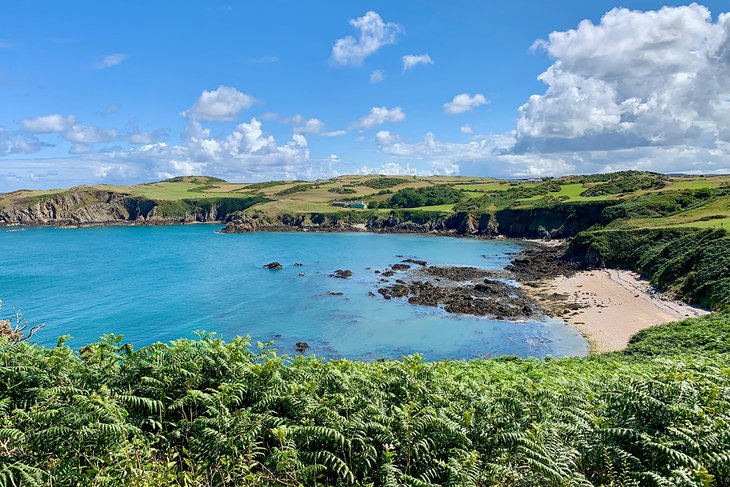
[264,261,283,270]
[330,269,353,278]
[295,342,309,353]
[402,258,427,266]
[391,263,411,271]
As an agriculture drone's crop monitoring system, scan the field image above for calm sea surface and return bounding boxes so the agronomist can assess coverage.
[0,225,588,360]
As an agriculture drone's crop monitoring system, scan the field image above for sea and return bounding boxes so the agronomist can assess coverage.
[0,225,588,360]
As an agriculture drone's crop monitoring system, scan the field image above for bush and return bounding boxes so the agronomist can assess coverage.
[1,312,729,485]
[384,185,462,208]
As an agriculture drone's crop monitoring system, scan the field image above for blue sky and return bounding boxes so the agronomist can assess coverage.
[1,1,729,190]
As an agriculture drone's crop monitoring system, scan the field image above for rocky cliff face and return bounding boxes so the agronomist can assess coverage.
[223,202,613,238]
[0,190,242,226]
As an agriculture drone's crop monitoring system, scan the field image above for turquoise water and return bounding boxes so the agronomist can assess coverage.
[0,225,588,360]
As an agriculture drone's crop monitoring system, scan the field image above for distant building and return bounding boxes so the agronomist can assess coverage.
[330,201,368,209]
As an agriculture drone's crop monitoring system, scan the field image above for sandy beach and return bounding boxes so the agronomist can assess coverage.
[528,269,709,353]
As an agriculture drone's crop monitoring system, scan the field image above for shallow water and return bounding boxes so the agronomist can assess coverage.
[0,225,588,360]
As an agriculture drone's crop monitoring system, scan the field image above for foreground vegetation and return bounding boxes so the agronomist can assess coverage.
[1,313,729,486]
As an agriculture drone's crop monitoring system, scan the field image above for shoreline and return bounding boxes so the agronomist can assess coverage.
[526,268,709,353]
[2,222,711,354]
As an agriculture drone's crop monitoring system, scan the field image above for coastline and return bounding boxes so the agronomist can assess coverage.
[2,221,712,354]
[525,268,709,353]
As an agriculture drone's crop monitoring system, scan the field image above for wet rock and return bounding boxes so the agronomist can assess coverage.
[264,261,283,270]
[382,270,395,277]
[423,266,493,281]
[506,242,581,282]
[378,284,410,299]
[391,263,411,271]
[293,263,304,267]
[330,269,353,279]
[368,291,376,297]
[295,342,309,353]
[379,278,540,319]
[328,291,344,296]
[402,258,427,266]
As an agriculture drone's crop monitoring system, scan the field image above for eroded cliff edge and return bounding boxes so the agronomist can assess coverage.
[0,189,264,226]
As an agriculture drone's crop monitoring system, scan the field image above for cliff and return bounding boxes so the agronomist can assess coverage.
[0,189,264,226]
[221,202,608,238]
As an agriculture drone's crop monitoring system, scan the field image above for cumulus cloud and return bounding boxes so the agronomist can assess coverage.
[354,161,458,177]
[357,106,406,129]
[0,127,50,155]
[443,93,488,114]
[331,11,402,66]
[182,85,255,121]
[402,54,434,72]
[370,69,385,83]
[514,4,730,155]
[460,124,473,134]
[284,115,324,134]
[94,53,128,69]
[128,128,168,145]
[21,114,116,145]
[21,114,74,133]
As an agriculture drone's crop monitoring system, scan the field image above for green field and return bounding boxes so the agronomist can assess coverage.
[4,173,728,231]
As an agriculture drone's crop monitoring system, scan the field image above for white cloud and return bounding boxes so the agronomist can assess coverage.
[0,127,49,155]
[354,161,458,177]
[182,85,255,121]
[286,115,324,134]
[443,93,488,114]
[64,125,116,144]
[94,53,128,69]
[460,124,473,134]
[357,106,406,129]
[322,130,347,137]
[20,114,116,145]
[370,69,385,83]
[331,11,402,66]
[402,54,434,72]
[375,130,400,145]
[514,4,730,156]
[21,114,74,133]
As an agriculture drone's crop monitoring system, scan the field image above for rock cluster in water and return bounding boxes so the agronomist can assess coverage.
[378,274,538,319]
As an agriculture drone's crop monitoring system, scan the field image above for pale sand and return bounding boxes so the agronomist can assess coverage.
[529,269,709,353]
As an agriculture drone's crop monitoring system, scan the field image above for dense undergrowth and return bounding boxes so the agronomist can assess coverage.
[1,314,729,486]
[569,227,730,311]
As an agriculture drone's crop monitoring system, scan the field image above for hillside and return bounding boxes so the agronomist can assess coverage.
[1,313,729,485]
[1,172,728,227]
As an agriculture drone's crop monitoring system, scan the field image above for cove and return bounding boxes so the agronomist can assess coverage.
[0,225,588,360]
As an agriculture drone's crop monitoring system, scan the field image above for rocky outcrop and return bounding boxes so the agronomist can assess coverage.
[223,203,612,239]
[0,189,262,226]
[377,278,539,319]
[0,190,151,226]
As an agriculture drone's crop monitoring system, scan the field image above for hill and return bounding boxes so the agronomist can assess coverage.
[1,171,728,311]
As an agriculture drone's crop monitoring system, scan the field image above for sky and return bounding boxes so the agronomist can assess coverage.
[1,1,729,190]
